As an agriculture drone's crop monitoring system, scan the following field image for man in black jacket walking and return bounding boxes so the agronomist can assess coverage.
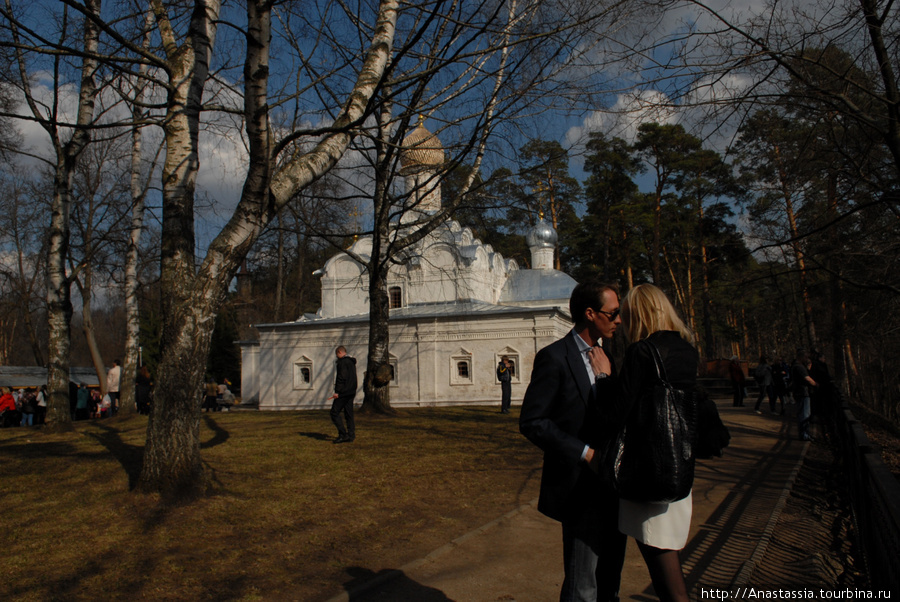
[330,346,358,443]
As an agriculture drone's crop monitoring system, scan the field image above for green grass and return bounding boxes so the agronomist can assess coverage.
[0,407,542,601]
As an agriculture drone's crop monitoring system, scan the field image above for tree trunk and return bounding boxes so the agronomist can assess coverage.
[697,199,714,356]
[361,96,394,415]
[774,146,817,349]
[825,171,845,385]
[362,269,393,414]
[46,164,75,430]
[79,277,108,397]
[652,184,662,284]
[39,0,101,431]
[274,214,284,320]
[138,299,214,498]
[122,32,153,417]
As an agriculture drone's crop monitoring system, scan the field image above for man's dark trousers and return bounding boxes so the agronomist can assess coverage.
[501,381,512,413]
[330,395,355,439]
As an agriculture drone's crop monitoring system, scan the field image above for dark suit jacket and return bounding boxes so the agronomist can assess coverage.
[519,331,619,523]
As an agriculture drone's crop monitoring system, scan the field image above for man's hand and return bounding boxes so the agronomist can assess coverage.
[587,346,611,377]
[584,447,601,474]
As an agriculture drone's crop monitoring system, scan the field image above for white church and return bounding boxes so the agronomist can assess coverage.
[239,122,579,410]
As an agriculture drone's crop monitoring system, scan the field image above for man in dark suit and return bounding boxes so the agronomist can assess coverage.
[329,346,358,444]
[520,280,626,602]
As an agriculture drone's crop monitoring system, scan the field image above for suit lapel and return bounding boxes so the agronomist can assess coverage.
[565,332,592,405]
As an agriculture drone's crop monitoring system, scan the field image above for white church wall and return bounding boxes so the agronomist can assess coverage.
[256,323,367,410]
[238,342,260,404]
[251,310,572,410]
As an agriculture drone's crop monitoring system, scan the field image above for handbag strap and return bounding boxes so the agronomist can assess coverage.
[646,340,670,386]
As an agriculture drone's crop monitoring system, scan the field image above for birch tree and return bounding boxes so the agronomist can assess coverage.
[2,0,102,431]
[120,11,157,417]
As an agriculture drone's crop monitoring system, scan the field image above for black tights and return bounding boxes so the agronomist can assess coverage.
[636,542,689,602]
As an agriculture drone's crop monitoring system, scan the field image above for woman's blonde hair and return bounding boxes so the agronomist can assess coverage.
[621,284,695,344]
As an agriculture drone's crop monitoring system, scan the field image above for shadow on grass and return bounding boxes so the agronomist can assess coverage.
[342,566,452,601]
[200,414,230,449]
[0,437,82,458]
[298,431,331,441]
[83,422,144,490]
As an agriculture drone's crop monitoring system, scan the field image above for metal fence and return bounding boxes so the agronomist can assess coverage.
[830,388,900,590]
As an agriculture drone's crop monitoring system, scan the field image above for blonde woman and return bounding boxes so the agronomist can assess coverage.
[614,284,699,602]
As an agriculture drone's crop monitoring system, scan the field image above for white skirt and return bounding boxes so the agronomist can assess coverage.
[619,490,693,550]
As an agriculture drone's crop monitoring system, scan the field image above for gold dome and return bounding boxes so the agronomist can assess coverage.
[400,121,444,172]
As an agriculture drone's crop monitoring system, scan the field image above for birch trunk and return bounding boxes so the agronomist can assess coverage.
[122,16,154,416]
[361,97,395,414]
[76,267,108,397]
[32,0,101,431]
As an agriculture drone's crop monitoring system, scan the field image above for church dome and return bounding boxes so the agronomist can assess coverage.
[526,217,557,249]
[400,121,444,171]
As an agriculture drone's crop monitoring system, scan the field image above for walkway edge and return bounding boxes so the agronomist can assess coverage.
[325,498,540,602]
[731,440,810,587]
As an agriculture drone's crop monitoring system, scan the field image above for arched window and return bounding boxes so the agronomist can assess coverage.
[389,286,402,309]
[293,357,314,390]
[457,361,469,379]
[451,349,474,385]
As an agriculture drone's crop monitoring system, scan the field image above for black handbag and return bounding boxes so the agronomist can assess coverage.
[612,341,697,503]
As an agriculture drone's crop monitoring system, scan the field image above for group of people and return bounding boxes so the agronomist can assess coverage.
[729,354,791,413]
[0,386,48,427]
[202,377,235,412]
[520,281,701,602]
[730,348,833,442]
[0,360,157,426]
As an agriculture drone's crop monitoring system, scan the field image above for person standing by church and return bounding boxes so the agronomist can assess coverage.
[329,346,357,444]
[497,356,512,414]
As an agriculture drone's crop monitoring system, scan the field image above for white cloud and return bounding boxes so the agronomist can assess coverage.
[566,89,680,149]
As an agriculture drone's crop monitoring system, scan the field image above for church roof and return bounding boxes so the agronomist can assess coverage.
[499,269,577,304]
[526,217,558,249]
[400,122,444,171]
[253,299,568,330]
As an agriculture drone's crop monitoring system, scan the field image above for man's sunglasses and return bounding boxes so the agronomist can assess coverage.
[596,307,620,320]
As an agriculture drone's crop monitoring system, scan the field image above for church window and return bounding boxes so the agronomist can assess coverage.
[293,357,314,390]
[450,349,474,385]
[389,286,402,309]
[457,361,469,379]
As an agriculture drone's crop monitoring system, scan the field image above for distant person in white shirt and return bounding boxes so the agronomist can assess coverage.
[107,360,121,416]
